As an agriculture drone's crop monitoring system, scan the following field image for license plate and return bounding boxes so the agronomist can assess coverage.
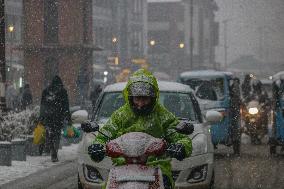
[116,175,156,182]
[250,118,256,122]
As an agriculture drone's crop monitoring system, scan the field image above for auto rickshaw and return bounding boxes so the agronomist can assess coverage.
[269,71,284,154]
[178,70,241,154]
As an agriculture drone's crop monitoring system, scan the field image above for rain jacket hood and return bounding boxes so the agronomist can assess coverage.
[51,75,63,89]
[123,69,159,104]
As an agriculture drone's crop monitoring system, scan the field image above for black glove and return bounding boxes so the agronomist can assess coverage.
[166,143,186,161]
[88,144,105,162]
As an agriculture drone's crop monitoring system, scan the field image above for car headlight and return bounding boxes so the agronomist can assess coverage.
[191,134,208,156]
[187,164,208,183]
[83,164,104,183]
[248,107,258,115]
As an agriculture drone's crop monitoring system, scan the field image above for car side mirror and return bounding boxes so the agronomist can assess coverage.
[205,110,222,124]
[175,120,194,135]
[71,110,88,124]
[81,121,100,133]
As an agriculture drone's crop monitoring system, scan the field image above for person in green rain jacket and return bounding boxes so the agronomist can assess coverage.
[88,69,192,188]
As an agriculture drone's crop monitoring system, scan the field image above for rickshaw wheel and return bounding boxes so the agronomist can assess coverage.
[233,140,240,155]
[270,145,277,155]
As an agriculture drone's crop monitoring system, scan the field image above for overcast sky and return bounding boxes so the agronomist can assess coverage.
[215,0,284,65]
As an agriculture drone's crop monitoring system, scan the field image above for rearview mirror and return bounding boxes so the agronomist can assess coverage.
[175,120,194,135]
[71,110,88,124]
[81,121,100,133]
[205,110,222,123]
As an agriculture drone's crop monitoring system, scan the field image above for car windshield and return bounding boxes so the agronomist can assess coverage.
[182,78,225,101]
[95,92,197,124]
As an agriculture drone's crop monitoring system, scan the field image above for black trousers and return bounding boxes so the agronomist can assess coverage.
[163,175,173,189]
[45,127,61,159]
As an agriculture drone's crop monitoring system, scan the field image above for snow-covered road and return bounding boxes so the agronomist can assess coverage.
[0,144,79,186]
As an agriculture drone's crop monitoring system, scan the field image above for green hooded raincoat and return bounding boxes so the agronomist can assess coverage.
[94,69,192,188]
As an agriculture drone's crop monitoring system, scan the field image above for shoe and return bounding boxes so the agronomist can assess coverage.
[51,156,59,162]
[43,152,50,156]
[51,152,58,162]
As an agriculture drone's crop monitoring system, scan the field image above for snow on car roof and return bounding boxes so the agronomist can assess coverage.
[273,71,284,81]
[260,79,272,85]
[104,81,193,93]
[179,70,233,79]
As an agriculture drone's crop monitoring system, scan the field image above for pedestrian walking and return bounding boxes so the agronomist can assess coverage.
[5,82,18,111]
[90,83,102,109]
[39,75,71,162]
[21,84,33,110]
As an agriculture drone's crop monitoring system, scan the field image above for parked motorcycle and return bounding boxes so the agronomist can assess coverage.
[81,121,193,189]
[242,99,268,144]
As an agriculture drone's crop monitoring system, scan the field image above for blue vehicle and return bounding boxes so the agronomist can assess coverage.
[178,70,241,154]
[269,71,284,155]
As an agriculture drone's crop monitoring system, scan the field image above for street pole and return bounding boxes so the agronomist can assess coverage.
[223,19,229,70]
[0,0,6,114]
[189,0,193,70]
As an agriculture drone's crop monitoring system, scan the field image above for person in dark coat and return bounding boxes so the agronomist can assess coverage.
[90,84,102,109]
[21,84,33,110]
[39,75,71,162]
[241,74,252,100]
[229,78,241,154]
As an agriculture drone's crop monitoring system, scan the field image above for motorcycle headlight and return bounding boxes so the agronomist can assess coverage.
[191,134,208,156]
[248,107,258,115]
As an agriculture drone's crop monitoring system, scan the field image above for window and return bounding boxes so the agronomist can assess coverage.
[194,78,225,101]
[44,0,58,43]
[44,56,58,87]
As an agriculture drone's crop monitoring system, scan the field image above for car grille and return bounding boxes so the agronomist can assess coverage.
[172,171,181,181]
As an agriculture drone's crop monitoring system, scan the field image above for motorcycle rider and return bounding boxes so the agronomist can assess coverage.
[244,79,269,144]
[251,80,269,106]
[229,78,241,154]
[241,74,252,100]
[88,69,192,188]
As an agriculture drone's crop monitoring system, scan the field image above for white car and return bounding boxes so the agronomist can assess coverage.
[73,81,222,189]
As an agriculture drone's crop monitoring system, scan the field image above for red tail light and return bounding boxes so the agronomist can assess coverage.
[106,142,123,158]
[218,110,227,117]
[145,140,166,156]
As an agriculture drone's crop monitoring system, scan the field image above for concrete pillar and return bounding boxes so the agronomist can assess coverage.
[0,142,12,166]
[25,135,40,156]
[11,139,26,161]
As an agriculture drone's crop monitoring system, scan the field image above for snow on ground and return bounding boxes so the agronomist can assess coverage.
[0,144,79,185]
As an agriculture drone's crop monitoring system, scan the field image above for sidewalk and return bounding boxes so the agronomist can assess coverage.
[0,143,79,186]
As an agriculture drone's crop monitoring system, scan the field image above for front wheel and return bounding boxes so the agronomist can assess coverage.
[270,145,277,155]
[251,134,261,145]
[233,140,240,155]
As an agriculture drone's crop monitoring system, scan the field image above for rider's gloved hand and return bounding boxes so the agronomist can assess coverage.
[88,144,105,162]
[166,143,186,161]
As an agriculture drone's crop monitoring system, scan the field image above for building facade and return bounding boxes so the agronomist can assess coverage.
[23,0,93,104]
[147,0,219,78]
[92,0,148,83]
